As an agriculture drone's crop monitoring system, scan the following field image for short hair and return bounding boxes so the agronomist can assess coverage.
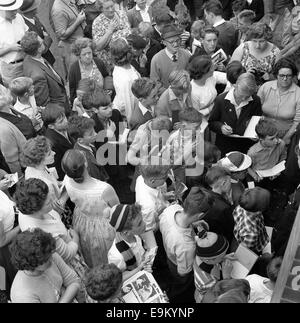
[239,187,271,212]
[138,22,154,39]
[131,78,156,99]
[267,257,282,283]
[191,20,206,33]
[20,31,40,56]
[238,9,256,22]
[84,264,123,301]
[203,0,223,16]
[183,186,214,217]
[122,203,143,231]
[21,136,52,167]
[179,108,203,124]
[110,38,132,66]
[232,0,247,13]
[68,115,95,140]
[41,104,65,128]
[71,37,95,56]
[61,149,86,184]
[169,70,190,90]
[205,166,230,187]
[246,22,273,41]
[226,61,246,84]
[273,57,298,77]
[0,85,14,110]
[139,164,170,180]
[188,55,212,80]
[151,116,172,131]
[215,289,248,303]
[10,228,56,271]
[204,141,221,164]
[15,178,49,215]
[200,26,219,39]
[236,72,257,96]
[82,87,111,110]
[9,77,33,97]
[255,118,277,139]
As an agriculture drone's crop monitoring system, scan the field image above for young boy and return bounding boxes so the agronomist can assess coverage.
[247,118,287,181]
[9,77,44,133]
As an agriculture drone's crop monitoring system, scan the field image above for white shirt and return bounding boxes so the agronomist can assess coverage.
[192,38,202,55]
[138,101,154,116]
[165,48,177,61]
[225,88,253,118]
[0,14,28,63]
[0,190,15,233]
[136,5,151,23]
[213,18,226,28]
[108,235,145,272]
[246,274,273,303]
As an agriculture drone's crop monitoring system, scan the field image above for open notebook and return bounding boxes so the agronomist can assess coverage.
[256,161,286,178]
[229,116,261,139]
[231,244,258,279]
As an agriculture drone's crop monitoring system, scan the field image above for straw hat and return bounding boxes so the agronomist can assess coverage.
[0,0,24,11]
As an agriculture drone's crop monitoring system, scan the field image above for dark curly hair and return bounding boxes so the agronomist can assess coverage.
[110,38,133,66]
[84,263,122,301]
[273,57,298,77]
[20,31,41,56]
[68,115,95,141]
[10,228,56,271]
[15,178,49,215]
[246,22,273,42]
[188,55,212,80]
[71,37,95,57]
[21,136,52,167]
[61,149,86,184]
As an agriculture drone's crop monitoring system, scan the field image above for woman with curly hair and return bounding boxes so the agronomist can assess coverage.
[108,203,152,281]
[69,38,110,105]
[231,22,280,85]
[110,38,140,121]
[61,149,119,268]
[10,228,80,303]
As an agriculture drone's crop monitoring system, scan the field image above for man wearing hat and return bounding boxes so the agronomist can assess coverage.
[0,0,28,86]
[150,23,191,89]
[19,0,55,66]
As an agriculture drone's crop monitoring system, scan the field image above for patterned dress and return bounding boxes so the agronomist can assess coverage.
[92,11,131,74]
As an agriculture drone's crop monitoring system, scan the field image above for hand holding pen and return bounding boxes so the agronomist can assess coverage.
[221,122,233,136]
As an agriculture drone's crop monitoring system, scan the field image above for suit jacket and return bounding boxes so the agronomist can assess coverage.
[23,56,70,114]
[215,21,239,57]
[22,15,55,66]
[45,128,74,181]
[129,99,154,130]
[146,38,163,76]
[209,92,262,156]
[127,6,153,28]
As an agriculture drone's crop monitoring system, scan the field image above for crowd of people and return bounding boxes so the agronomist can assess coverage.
[1,0,300,303]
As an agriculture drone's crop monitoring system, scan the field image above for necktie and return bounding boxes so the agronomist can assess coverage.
[172,54,178,62]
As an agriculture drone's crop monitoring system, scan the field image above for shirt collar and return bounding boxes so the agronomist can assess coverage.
[138,101,150,115]
[213,18,226,27]
[225,88,253,107]
[192,38,202,48]
[14,99,31,111]
[168,87,188,102]
[271,81,297,93]
[165,48,177,60]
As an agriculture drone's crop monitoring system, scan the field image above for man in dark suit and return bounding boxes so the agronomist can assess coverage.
[41,104,74,180]
[127,0,153,29]
[20,31,70,115]
[20,0,55,66]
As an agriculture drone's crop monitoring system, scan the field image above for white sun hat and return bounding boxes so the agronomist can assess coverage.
[219,151,252,172]
[0,0,24,11]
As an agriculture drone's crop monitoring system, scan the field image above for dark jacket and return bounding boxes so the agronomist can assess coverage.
[68,57,109,104]
[145,38,163,76]
[0,149,10,173]
[45,128,75,181]
[127,6,153,28]
[129,99,153,130]
[214,21,239,57]
[22,15,55,66]
[23,56,70,114]
[245,0,264,21]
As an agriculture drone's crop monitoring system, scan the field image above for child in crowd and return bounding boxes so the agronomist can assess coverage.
[246,257,282,303]
[72,78,94,117]
[193,229,234,303]
[232,187,270,254]
[9,77,44,133]
[247,118,287,182]
[108,203,153,281]
[190,20,205,55]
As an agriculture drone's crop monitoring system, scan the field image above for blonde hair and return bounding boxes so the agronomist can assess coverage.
[169,70,190,90]
[236,72,257,95]
[9,77,33,97]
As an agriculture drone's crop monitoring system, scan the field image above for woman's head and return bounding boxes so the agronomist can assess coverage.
[169,70,190,96]
[10,228,56,272]
[110,38,133,66]
[21,136,54,168]
[72,37,95,65]
[62,149,87,184]
[102,0,115,19]
[15,178,52,215]
[84,263,123,302]
[20,31,44,56]
[274,58,298,90]
[68,115,97,145]
[188,55,213,80]
[109,203,146,235]
[246,23,273,51]
[234,72,257,102]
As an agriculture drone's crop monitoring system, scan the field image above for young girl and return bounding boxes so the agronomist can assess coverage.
[62,149,119,267]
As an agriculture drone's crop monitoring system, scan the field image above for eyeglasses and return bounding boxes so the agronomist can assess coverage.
[278,74,293,80]
[165,38,181,46]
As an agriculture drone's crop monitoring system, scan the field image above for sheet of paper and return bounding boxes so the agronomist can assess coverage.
[231,244,258,278]
[256,161,286,178]
[243,116,261,139]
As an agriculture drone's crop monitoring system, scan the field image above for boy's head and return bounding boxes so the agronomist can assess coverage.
[139,163,170,189]
[68,115,97,145]
[255,118,279,147]
[169,69,190,97]
[239,187,270,212]
[9,77,34,98]
[191,20,206,40]
[82,87,112,119]
[203,0,223,25]
[179,108,203,131]
[41,104,68,130]
[205,166,232,195]
[131,77,160,108]
[200,26,219,55]
[84,263,123,302]
[267,257,282,283]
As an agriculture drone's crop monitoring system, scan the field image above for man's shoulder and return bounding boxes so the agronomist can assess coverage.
[152,49,167,62]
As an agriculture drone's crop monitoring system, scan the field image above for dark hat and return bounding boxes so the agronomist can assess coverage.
[19,0,40,13]
[196,229,229,259]
[161,24,182,40]
[127,34,147,50]
[109,204,130,232]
